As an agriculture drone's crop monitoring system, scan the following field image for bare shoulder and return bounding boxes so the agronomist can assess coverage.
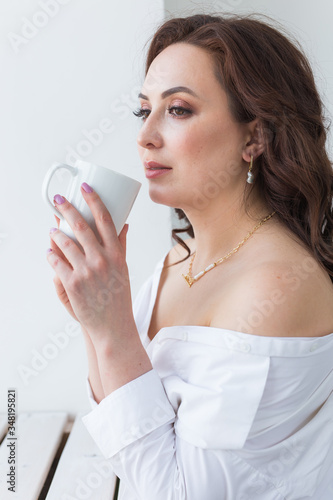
[210,233,333,338]
[165,232,333,337]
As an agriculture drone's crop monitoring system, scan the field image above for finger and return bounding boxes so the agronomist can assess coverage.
[50,231,72,268]
[53,274,68,303]
[49,227,85,269]
[80,183,119,249]
[51,216,71,266]
[53,194,98,252]
[50,240,72,268]
[54,214,61,228]
[46,246,73,283]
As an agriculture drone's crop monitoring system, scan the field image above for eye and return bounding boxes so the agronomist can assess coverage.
[166,106,192,118]
[133,107,150,120]
[132,106,192,121]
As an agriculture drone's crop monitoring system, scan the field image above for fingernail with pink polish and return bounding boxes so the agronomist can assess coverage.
[54,194,65,204]
[46,248,53,253]
[50,227,57,233]
[81,182,93,193]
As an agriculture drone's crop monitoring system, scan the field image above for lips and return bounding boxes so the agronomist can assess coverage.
[144,160,172,170]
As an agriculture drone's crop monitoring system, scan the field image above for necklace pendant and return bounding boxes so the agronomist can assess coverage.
[181,211,275,288]
[182,273,194,287]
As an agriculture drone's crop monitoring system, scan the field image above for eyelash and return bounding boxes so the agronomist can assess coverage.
[132,106,192,120]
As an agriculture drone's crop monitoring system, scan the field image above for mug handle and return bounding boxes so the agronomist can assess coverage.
[41,162,78,221]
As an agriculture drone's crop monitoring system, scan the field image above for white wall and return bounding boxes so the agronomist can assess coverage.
[164,0,333,153]
[0,0,166,414]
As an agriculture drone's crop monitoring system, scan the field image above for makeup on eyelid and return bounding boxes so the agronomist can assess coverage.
[133,99,193,120]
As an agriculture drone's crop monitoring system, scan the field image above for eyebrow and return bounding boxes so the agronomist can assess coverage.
[138,86,199,101]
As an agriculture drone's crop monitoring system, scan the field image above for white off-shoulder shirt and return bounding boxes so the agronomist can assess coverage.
[82,248,333,499]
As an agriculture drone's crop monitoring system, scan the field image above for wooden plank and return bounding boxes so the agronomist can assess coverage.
[0,414,8,442]
[0,412,68,500]
[46,414,117,500]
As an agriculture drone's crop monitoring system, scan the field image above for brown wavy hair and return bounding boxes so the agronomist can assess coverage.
[143,13,333,281]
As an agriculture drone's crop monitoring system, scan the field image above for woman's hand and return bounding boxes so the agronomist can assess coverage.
[50,215,106,403]
[49,215,79,322]
[46,183,135,346]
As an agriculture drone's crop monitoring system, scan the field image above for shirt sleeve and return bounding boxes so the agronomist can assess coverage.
[82,369,175,456]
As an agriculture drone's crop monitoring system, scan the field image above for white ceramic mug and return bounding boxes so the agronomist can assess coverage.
[42,160,141,244]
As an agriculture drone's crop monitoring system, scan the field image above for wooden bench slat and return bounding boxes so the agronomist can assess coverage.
[0,413,8,442]
[0,412,68,500]
[46,413,117,500]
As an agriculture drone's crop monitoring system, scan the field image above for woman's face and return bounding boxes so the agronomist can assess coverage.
[136,42,254,212]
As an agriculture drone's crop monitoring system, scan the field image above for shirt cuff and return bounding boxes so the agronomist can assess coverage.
[86,377,99,409]
[82,368,176,458]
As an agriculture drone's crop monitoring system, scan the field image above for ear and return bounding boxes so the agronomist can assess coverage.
[242,119,265,163]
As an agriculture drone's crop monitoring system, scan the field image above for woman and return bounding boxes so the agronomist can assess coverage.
[46,13,333,499]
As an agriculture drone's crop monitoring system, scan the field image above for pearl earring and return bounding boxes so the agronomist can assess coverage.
[247,155,254,184]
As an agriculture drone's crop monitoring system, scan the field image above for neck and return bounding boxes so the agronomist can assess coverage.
[182,186,272,274]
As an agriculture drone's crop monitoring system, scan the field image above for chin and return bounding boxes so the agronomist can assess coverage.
[148,187,180,208]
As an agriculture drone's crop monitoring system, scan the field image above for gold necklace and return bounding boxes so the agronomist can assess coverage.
[182,211,276,287]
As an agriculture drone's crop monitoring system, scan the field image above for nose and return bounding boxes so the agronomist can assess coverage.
[136,115,163,150]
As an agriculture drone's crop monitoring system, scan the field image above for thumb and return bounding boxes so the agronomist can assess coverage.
[118,223,129,254]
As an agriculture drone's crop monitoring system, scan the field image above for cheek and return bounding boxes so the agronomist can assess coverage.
[193,119,242,170]
[175,121,224,170]
[170,122,208,159]
[185,118,228,154]
[180,120,243,191]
